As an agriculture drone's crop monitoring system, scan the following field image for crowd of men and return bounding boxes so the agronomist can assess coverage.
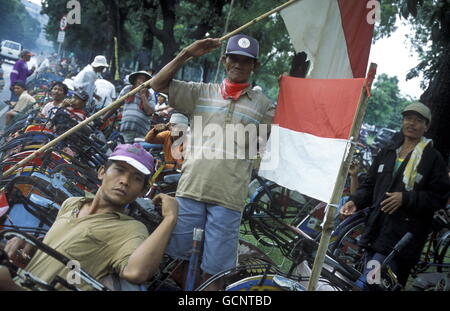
[0,33,449,291]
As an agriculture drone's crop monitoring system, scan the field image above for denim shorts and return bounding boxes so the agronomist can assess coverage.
[165,197,242,275]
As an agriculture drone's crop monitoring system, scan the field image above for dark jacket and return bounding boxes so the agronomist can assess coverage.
[350,135,450,261]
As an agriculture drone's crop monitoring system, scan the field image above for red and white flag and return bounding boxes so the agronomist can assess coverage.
[0,191,10,218]
[259,76,366,203]
[280,0,375,78]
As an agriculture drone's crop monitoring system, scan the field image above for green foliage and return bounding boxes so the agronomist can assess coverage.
[0,0,41,49]
[42,0,139,67]
[374,0,399,40]
[41,0,293,99]
[364,73,414,129]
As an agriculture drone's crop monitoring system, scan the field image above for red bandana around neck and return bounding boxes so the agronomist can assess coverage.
[220,78,250,101]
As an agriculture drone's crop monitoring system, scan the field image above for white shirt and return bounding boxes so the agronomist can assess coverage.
[72,64,101,103]
[93,79,116,110]
[41,101,61,118]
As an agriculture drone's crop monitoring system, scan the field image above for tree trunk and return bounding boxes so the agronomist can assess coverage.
[420,41,450,164]
[145,0,179,70]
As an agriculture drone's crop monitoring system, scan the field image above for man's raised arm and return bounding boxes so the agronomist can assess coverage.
[151,38,221,94]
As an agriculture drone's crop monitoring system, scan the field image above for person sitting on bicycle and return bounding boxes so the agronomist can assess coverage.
[340,102,450,289]
[144,112,188,170]
[5,81,37,126]
[40,82,69,118]
[0,143,178,291]
[154,93,174,117]
[60,89,89,121]
[118,71,155,144]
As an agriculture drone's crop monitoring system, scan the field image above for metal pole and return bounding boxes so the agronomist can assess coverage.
[57,42,62,59]
[184,228,204,291]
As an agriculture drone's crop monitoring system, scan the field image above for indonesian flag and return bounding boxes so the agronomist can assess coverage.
[259,76,366,203]
[280,0,375,78]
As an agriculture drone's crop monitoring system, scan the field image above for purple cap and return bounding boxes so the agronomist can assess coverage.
[108,143,154,175]
[225,34,259,59]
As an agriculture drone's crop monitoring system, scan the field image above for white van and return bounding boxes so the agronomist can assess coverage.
[0,40,23,61]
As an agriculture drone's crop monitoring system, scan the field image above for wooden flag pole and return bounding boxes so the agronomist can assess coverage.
[306,63,378,291]
[2,0,299,177]
[218,0,299,41]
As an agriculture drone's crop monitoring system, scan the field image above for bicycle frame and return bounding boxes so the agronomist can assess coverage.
[0,229,109,291]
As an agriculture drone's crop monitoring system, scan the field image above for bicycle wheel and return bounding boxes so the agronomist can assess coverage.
[412,233,440,274]
[247,201,298,250]
[225,274,286,291]
[254,183,318,224]
[196,263,284,291]
[330,218,365,272]
[246,183,318,246]
[435,231,450,272]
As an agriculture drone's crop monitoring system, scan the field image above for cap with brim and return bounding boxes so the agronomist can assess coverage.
[108,143,154,175]
[91,55,109,68]
[128,71,152,85]
[225,34,259,59]
[402,102,431,124]
[157,93,168,99]
[169,113,189,126]
[20,50,34,57]
[108,155,151,175]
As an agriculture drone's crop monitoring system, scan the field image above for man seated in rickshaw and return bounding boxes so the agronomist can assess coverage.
[5,81,38,126]
[0,143,178,290]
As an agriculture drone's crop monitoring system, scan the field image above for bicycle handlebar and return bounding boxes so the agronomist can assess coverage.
[0,229,109,291]
[382,232,413,268]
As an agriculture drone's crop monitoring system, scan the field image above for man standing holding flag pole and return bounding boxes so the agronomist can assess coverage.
[150,34,275,290]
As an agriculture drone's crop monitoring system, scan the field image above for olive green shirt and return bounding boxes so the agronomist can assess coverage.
[169,79,275,211]
[22,197,148,290]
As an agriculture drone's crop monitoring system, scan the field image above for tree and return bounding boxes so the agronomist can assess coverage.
[365,73,414,129]
[41,0,140,77]
[129,0,294,98]
[0,0,41,49]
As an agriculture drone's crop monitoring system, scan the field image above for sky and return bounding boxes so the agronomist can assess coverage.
[368,21,424,100]
[26,0,424,99]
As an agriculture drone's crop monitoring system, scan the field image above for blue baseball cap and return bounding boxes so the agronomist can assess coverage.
[225,34,259,59]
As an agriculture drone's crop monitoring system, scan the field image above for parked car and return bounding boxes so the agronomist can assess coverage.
[373,127,397,150]
[0,40,22,61]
